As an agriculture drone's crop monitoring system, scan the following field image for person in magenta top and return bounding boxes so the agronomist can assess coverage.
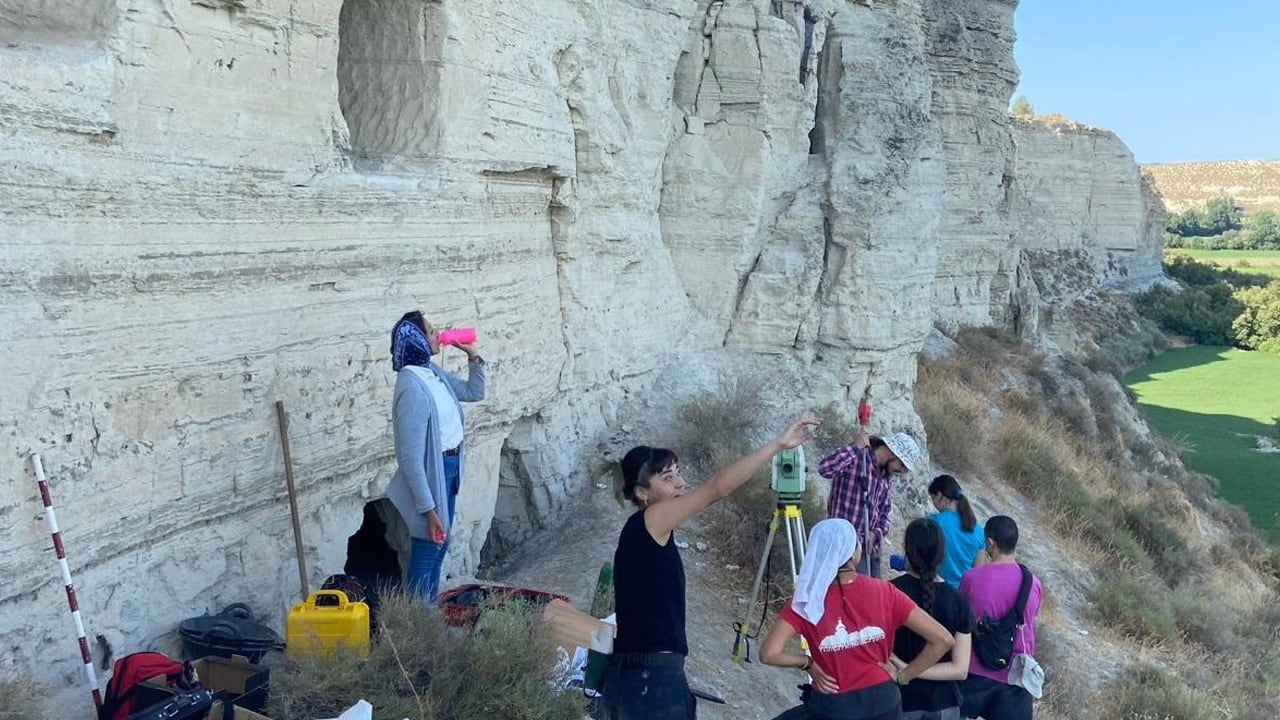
[959,515,1043,720]
[760,519,953,720]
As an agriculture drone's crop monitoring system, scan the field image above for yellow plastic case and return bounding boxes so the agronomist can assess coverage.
[285,590,371,658]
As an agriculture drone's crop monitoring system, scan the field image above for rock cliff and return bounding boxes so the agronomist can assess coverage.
[1010,119,1166,296]
[0,0,1161,711]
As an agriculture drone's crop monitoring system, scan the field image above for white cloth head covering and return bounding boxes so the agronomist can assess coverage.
[791,518,859,625]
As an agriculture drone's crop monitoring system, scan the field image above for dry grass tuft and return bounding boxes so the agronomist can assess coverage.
[915,360,991,473]
[674,371,767,477]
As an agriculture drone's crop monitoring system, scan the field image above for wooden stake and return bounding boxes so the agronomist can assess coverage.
[275,400,309,600]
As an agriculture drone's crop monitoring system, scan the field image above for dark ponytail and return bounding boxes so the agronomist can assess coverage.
[617,446,679,507]
[929,474,977,533]
[904,518,945,613]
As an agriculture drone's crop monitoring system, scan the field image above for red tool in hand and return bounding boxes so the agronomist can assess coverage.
[857,396,872,429]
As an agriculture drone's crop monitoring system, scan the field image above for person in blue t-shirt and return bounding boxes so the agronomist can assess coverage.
[928,475,985,588]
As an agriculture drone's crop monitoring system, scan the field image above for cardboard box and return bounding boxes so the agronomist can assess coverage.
[541,598,614,654]
[206,699,275,720]
[192,654,270,712]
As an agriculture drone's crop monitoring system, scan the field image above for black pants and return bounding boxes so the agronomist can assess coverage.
[959,676,1032,720]
[771,681,901,720]
[602,654,696,720]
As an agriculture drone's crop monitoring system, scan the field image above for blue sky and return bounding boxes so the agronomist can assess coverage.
[1013,1,1278,165]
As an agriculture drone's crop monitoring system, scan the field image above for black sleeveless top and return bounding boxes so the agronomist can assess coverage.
[612,509,688,655]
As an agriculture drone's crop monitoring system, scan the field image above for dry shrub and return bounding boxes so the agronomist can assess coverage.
[1118,504,1200,587]
[1035,624,1091,719]
[811,401,858,461]
[1096,665,1222,720]
[915,360,990,473]
[1169,583,1238,655]
[0,671,49,720]
[674,371,766,476]
[269,592,585,720]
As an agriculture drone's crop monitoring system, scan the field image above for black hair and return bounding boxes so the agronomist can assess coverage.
[400,310,428,334]
[904,518,945,612]
[985,515,1019,555]
[869,436,887,451]
[929,474,977,533]
[618,446,679,508]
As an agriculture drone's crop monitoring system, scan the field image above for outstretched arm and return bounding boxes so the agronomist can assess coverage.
[643,413,820,541]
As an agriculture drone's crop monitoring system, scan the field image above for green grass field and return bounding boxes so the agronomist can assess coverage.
[1127,347,1280,540]
[1165,249,1280,278]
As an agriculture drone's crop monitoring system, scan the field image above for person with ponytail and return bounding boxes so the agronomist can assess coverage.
[889,518,974,720]
[927,475,985,588]
[603,412,821,720]
[760,519,954,720]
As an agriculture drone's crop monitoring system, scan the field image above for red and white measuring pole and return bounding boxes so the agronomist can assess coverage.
[31,453,103,711]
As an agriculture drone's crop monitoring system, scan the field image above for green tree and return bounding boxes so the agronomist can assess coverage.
[1165,196,1243,238]
[1232,281,1280,352]
[1247,211,1280,249]
[1011,95,1034,118]
[1203,196,1243,234]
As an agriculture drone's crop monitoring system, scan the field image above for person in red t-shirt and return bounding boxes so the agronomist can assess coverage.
[761,519,954,720]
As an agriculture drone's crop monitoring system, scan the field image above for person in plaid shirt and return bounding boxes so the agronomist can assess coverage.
[819,431,921,577]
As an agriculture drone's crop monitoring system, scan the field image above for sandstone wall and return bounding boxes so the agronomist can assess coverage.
[0,0,1162,711]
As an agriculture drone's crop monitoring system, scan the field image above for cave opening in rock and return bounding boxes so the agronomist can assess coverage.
[478,437,537,572]
[343,499,404,597]
[336,0,442,166]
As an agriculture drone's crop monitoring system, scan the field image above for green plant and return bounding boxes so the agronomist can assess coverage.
[1119,504,1197,586]
[1090,577,1179,643]
[1097,665,1222,720]
[269,593,585,720]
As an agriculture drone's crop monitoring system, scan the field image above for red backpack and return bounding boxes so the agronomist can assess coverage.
[98,651,194,720]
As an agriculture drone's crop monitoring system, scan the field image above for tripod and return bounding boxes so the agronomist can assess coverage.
[731,496,808,663]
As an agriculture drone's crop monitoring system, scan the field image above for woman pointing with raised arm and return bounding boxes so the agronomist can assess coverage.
[603,411,821,720]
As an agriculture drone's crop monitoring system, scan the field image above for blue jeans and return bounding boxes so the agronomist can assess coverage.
[406,455,460,604]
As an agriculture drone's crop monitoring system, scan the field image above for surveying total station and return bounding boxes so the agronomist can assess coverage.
[730,446,809,663]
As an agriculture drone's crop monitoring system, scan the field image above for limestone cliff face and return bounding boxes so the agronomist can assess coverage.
[0,0,1157,709]
[1009,120,1165,296]
[924,0,1021,330]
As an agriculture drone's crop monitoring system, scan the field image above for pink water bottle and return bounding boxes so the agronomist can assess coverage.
[438,327,477,346]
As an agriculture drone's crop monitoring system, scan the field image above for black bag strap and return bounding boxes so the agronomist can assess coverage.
[1010,563,1033,627]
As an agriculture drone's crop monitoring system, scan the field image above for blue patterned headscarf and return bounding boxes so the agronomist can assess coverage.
[391,318,434,371]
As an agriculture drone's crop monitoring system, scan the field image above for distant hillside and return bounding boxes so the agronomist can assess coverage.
[1142,160,1280,214]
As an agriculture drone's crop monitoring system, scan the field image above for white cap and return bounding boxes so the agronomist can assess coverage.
[883,432,922,473]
